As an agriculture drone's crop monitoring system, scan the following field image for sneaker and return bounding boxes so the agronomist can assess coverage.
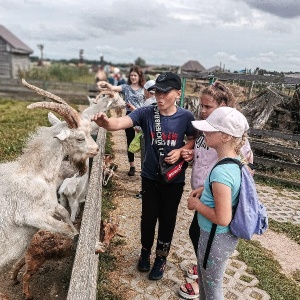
[128,166,135,176]
[148,256,166,280]
[135,191,142,199]
[138,248,150,272]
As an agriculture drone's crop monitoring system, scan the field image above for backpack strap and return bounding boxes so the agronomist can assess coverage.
[203,158,242,270]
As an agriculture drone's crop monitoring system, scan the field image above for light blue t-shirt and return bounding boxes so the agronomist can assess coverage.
[197,162,241,233]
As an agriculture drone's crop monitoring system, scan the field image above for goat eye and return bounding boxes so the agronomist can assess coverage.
[76,138,85,142]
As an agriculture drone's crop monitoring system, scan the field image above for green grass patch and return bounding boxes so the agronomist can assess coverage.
[269,219,300,245]
[96,130,121,300]
[0,98,80,162]
[19,64,95,83]
[237,239,300,300]
[0,99,50,162]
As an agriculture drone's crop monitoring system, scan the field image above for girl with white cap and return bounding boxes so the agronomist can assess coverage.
[184,106,250,300]
[179,81,253,299]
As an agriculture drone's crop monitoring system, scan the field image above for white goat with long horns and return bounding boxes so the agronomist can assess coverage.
[0,79,99,269]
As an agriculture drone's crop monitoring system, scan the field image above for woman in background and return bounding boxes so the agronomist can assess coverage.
[98,65,145,176]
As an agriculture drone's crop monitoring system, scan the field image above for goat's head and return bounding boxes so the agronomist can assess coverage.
[100,219,119,247]
[96,89,126,109]
[23,79,99,174]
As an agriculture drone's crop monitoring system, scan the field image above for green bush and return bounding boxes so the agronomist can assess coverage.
[18,63,94,83]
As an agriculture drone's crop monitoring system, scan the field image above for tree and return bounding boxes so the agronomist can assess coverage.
[134,57,146,67]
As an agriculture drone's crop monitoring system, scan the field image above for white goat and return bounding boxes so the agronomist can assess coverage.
[0,79,99,269]
[82,90,125,136]
[54,91,125,216]
[58,159,89,222]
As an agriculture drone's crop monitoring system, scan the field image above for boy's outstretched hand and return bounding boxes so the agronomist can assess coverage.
[91,112,109,128]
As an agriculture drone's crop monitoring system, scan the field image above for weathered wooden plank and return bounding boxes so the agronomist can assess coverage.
[254,156,300,170]
[67,128,106,300]
[249,128,300,142]
[250,140,300,156]
[254,172,300,188]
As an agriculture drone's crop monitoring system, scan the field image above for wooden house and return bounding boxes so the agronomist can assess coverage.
[0,25,33,79]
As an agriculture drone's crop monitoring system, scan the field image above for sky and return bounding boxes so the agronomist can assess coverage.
[1,0,300,72]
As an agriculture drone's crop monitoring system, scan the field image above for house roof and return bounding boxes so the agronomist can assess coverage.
[206,65,222,72]
[181,60,206,72]
[0,25,33,54]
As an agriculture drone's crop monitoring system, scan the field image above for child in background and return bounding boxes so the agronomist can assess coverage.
[186,106,250,299]
[179,82,253,299]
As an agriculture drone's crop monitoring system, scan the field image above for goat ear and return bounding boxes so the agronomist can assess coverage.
[55,129,71,140]
[48,112,61,126]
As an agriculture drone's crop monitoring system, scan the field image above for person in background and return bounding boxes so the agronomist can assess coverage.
[92,72,196,281]
[179,81,253,299]
[97,65,145,176]
[186,106,249,300]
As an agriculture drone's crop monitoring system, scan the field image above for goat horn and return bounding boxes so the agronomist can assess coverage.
[27,102,81,129]
[22,79,69,105]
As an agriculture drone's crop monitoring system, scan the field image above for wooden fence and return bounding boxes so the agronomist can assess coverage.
[67,128,106,300]
[0,79,95,104]
[249,128,300,187]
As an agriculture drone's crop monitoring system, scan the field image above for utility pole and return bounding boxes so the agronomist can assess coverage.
[37,44,44,66]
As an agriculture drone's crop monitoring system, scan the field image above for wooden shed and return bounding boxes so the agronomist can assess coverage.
[0,25,33,79]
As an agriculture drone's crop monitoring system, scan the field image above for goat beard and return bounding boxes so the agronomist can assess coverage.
[71,159,87,176]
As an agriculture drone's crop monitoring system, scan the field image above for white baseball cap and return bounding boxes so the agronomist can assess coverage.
[144,79,155,91]
[192,107,249,138]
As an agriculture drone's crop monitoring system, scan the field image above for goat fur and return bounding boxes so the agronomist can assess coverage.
[0,88,99,269]
[11,221,118,300]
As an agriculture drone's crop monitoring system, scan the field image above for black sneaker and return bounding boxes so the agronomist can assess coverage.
[135,191,142,199]
[128,167,135,176]
[148,256,166,280]
[138,248,150,272]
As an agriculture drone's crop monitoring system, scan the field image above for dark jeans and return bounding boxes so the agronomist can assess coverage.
[125,111,135,163]
[141,177,184,256]
[189,210,200,256]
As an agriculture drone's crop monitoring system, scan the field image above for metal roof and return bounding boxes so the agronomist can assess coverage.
[0,24,33,54]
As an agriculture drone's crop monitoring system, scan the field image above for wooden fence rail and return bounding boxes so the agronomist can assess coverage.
[67,128,106,300]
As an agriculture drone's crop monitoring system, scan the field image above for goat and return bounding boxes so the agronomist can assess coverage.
[55,91,125,218]
[95,219,120,253]
[11,221,119,300]
[0,79,99,269]
[82,90,125,136]
[47,112,79,189]
[58,159,89,222]
[102,154,118,186]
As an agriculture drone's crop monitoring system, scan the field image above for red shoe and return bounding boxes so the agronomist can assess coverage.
[187,264,198,280]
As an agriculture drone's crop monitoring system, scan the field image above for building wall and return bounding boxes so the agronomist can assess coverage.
[0,37,12,79]
[0,37,31,79]
[11,54,31,79]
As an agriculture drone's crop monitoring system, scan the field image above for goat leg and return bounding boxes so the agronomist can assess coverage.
[54,204,78,234]
[11,256,25,285]
[22,255,46,300]
[23,272,33,300]
[25,214,78,238]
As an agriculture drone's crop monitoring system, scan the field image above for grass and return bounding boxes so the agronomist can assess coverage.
[96,130,122,300]
[269,219,300,245]
[0,99,51,162]
[237,239,300,300]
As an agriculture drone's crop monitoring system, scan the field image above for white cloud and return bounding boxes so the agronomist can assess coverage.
[0,0,300,71]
